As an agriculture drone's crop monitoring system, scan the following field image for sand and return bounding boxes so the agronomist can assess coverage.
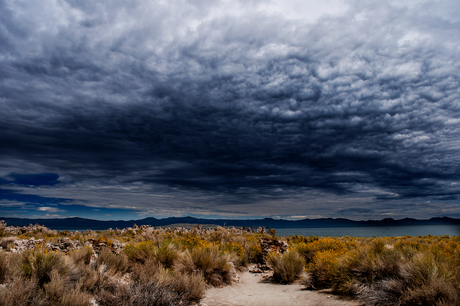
[201,266,363,306]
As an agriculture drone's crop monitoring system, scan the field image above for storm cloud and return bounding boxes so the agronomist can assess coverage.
[1,0,460,220]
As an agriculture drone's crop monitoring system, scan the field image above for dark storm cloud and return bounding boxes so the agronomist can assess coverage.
[5,173,60,186]
[1,0,460,218]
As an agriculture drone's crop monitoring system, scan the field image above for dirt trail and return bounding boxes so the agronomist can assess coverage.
[201,266,362,306]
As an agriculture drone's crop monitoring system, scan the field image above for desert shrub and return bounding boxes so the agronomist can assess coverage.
[267,250,305,284]
[244,238,263,264]
[306,249,351,290]
[125,263,205,305]
[130,282,182,306]
[78,263,122,295]
[218,241,246,267]
[172,271,206,302]
[123,241,156,263]
[359,278,407,306]
[0,251,8,283]
[97,247,129,273]
[57,290,93,306]
[20,247,68,287]
[129,259,164,285]
[174,250,195,275]
[0,237,16,250]
[155,243,178,269]
[288,234,318,244]
[95,285,131,306]
[123,241,178,269]
[400,278,459,306]
[176,235,211,250]
[192,245,234,286]
[296,237,346,264]
[305,236,460,306]
[69,246,93,266]
[0,277,42,306]
[175,246,234,286]
[44,269,68,302]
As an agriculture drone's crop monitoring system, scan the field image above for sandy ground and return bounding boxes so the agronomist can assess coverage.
[201,267,363,306]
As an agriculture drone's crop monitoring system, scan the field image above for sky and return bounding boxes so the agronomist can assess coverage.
[1,0,460,221]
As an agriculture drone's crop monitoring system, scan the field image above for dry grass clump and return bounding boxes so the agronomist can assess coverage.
[69,246,93,266]
[20,247,70,287]
[0,251,8,284]
[112,260,205,306]
[123,240,157,263]
[266,250,305,284]
[97,247,129,273]
[176,245,235,286]
[0,277,43,306]
[0,248,93,306]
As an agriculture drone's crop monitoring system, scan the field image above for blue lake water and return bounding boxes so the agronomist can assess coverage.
[275,225,460,237]
[66,224,460,237]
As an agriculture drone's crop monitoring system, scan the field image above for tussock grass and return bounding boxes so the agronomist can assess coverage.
[20,247,69,288]
[97,247,129,273]
[191,246,234,286]
[69,246,93,265]
[0,277,41,306]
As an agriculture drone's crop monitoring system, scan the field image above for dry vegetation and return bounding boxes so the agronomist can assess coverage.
[292,235,460,306]
[1,221,460,306]
[0,222,265,306]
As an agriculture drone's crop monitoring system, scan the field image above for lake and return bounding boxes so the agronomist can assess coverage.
[275,224,460,237]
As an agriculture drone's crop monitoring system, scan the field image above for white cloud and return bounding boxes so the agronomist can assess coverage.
[37,206,65,213]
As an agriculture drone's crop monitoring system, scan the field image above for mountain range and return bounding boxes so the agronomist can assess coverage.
[1,216,459,231]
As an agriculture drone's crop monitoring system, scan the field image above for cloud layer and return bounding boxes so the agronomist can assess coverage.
[1,0,460,219]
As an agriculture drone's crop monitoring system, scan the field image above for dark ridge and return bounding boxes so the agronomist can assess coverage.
[0,216,459,231]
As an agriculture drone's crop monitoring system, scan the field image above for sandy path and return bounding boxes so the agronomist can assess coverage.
[201,267,362,306]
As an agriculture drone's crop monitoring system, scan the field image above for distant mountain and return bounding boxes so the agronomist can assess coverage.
[1,216,459,231]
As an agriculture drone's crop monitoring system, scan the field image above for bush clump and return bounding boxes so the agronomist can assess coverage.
[299,236,460,306]
[267,250,305,284]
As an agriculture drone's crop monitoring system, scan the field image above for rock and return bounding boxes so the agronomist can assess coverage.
[259,238,288,258]
[256,238,289,271]
[257,226,266,233]
[249,266,263,273]
[86,238,124,254]
[10,238,49,252]
[0,221,58,236]
[228,261,240,283]
[50,237,81,253]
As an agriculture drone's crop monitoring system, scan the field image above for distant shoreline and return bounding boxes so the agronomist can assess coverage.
[1,216,460,233]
